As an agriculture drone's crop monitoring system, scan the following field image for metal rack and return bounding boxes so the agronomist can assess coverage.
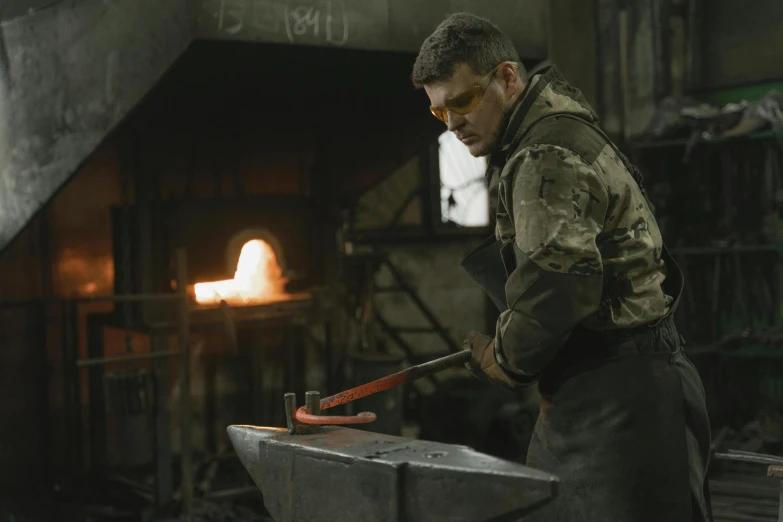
[631,123,783,434]
[0,248,195,517]
[1,249,332,520]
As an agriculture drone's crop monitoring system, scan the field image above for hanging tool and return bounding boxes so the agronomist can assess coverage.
[289,350,471,430]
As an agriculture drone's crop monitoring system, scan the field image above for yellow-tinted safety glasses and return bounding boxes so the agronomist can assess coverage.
[429,62,519,124]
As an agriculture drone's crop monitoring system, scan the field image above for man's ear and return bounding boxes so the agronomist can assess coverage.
[499,63,521,95]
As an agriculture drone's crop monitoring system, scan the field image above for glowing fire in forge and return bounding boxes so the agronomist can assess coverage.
[194,240,287,305]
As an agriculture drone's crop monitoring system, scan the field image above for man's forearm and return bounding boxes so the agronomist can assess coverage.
[494,241,603,377]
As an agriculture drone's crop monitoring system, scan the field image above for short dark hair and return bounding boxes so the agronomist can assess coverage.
[411,13,522,87]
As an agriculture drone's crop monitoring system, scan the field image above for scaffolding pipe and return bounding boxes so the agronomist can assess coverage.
[176,249,194,520]
[76,350,179,368]
[0,292,181,309]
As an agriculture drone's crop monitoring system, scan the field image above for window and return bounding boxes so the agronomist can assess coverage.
[438,131,489,227]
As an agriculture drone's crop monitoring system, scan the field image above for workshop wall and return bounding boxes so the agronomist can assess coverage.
[699,0,783,89]
[375,240,487,358]
[0,124,319,486]
[0,139,125,490]
[0,272,48,490]
[194,0,548,58]
[0,39,445,489]
[0,0,190,484]
[547,0,599,112]
[0,0,192,255]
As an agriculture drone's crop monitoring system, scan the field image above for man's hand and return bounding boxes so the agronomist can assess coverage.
[463,330,524,390]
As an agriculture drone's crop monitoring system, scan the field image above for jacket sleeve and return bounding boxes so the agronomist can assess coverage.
[494,144,609,380]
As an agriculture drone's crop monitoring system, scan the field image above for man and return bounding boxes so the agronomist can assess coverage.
[412,13,712,522]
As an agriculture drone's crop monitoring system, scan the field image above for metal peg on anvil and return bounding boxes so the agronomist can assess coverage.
[283,350,471,434]
[284,390,329,435]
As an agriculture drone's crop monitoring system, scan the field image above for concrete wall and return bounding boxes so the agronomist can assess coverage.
[548,0,599,113]
[563,0,673,140]
[195,0,548,59]
[374,239,488,385]
[0,0,192,475]
[699,0,783,88]
[355,155,425,231]
[0,0,192,254]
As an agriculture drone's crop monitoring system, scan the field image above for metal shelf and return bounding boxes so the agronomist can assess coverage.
[630,130,782,150]
[670,245,783,256]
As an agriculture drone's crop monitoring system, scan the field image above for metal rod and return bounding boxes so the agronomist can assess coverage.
[671,245,783,256]
[76,350,179,368]
[79,293,182,303]
[728,449,783,466]
[176,249,193,520]
[715,451,783,466]
[36,302,50,482]
[151,331,174,506]
[319,350,471,411]
[390,326,436,333]
[0,293,181,308]
[204,486,259,500]
[61,301,73,468]
[729,449,783,459]
[324,322,334,394]
[305,391,321,416]
[779,478,783,522]
[68,300,83,471]
[284,393,297,434]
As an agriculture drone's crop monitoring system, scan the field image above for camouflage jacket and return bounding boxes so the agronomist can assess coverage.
[489,66,673,380]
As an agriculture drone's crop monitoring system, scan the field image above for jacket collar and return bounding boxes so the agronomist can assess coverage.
[491,66,564,164]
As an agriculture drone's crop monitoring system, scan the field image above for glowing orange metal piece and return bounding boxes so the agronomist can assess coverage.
[295,350,471,425]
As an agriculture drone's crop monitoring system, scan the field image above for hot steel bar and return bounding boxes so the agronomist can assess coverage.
[319,350,471,411]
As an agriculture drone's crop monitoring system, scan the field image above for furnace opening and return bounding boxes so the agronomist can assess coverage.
[193,239,287,305]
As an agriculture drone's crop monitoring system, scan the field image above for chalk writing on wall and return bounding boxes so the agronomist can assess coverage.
[215,0,349,46]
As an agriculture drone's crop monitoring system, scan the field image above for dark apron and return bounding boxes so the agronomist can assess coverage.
[461,241,711,522]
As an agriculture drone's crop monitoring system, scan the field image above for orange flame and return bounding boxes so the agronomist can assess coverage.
[194,240,286,305]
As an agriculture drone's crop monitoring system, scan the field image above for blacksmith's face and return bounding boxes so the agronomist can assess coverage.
[424,62,524,157]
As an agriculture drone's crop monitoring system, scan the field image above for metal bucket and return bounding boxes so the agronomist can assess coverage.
[103,368,154,415]
[103,369,155,466]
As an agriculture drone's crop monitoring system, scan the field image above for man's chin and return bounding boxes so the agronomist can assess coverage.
[466,141,492,158]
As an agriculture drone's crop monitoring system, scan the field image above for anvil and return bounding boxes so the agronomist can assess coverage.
[227,424,558,522]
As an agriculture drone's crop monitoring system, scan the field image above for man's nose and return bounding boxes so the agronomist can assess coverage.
[447,112,466,132]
